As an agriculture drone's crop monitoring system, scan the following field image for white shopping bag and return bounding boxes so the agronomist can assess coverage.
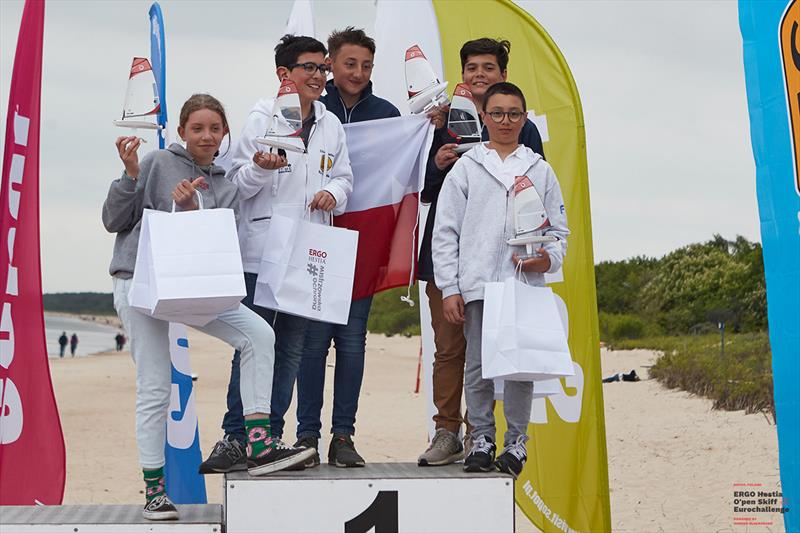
[254,214,358,324]
[128,197,246,326]
[482,276,574,381]
[485,281,568,397]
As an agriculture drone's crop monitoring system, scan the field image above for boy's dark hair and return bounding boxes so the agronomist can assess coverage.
[328,27,376,57]
[274,34,327,68]
[460,38,511,72]
[482,82,527,111]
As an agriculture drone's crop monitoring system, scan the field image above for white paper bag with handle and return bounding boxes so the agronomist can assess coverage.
[485,281,567,396]
[254,214,358,324]
[482,275,574,381]
[128,193,246,326]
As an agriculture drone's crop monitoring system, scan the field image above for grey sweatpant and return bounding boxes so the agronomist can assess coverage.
[464,300,532,447]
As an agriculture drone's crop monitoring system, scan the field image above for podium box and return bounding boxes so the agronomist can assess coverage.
[0,504,222,532]
[224,462,514,533]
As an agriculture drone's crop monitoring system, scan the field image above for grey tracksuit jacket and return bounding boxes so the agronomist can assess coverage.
[102,143,239,279]
[432,144,569,303]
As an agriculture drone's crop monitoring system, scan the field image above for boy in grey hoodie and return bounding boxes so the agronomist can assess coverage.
[432,83,569,478]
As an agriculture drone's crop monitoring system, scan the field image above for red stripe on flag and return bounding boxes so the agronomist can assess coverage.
[335,193,418,300]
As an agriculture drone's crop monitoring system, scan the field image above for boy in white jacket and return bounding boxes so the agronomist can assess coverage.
[200,35,354,473]
[432,82,569,478]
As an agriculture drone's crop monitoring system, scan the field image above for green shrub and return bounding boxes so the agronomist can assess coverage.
[367,285,421,337]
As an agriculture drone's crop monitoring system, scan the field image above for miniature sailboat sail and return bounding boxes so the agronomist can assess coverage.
[113,57,161,130]
[507,175,557,253]
[448,84,482,154]
[256,79,306,153]
[405,44,449,114]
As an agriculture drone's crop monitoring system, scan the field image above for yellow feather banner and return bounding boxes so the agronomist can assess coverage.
[432,1,612,531]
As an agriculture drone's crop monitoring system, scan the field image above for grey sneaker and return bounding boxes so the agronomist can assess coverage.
[418,428,464,466]
[198,436,247,474]
[495,435,527,479]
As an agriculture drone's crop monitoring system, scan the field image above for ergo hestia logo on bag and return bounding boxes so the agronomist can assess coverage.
[307,248,327,312]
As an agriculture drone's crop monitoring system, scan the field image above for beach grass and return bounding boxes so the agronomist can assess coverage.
[611,331,774,420]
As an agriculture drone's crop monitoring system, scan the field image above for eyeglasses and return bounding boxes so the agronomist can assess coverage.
[287,62,331,76]
[486,110,525,123]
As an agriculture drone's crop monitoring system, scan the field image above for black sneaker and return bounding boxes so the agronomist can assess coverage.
[328,434,365,467]
[463,435,497,473]
[494,436,527,479]
[294,436,321,468]
[142,494,179,521]
[247,438,316,476]
[198,436,247,474]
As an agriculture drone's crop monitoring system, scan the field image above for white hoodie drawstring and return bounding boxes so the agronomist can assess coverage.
[399,203,420,307]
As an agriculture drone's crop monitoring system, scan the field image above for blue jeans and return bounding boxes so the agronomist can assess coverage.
[222,272,307,442]
[296,296,373,438]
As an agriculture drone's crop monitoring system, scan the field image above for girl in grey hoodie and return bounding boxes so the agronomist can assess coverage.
[432,83,569,479]
[102,94,313,521]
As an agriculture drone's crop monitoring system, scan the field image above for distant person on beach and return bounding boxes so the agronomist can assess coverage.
[69,333,79,357]
[432,82,568,479]
[115,332,126,351]
[58,332,68,358]
[102,93,313,521]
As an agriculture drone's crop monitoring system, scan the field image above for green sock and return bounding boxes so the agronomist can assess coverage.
[245,418,273,458]
[143,467,165,502]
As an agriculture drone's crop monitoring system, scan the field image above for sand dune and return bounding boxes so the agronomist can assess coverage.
[48,330,783,532]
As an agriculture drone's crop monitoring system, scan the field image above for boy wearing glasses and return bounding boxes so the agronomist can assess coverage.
[294,27,400,469]
[200,34,353,474]
[418,37,546,467]
[432,82,568,478]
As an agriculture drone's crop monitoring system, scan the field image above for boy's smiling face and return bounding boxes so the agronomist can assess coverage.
[461,53,508,101]
[329,44,374,101]
[279,51,327,107]
[481,92,525,146]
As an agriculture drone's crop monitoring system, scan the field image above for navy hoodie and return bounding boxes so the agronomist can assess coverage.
[418,120,545,283]
[320,79,400,124]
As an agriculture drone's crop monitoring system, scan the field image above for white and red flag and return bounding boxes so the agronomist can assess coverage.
[334,115,433,299]
[0,0,66,505]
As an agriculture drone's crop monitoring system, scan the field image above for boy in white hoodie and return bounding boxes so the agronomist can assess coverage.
[200,35,353,473]
[432,82,569,478]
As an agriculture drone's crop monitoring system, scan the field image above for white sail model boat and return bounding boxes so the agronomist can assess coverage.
[256,79,306,153]
[507,175,557,257]
[405,44,449,114]
[448,83,482,154]
[113,57,162,140]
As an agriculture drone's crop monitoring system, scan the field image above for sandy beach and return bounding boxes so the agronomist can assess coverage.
[48,326,783,532]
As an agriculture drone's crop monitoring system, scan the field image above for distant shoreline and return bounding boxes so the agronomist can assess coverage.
[45,311,122,330]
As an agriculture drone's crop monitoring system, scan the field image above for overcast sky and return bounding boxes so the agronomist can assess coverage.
[0,0,758,293]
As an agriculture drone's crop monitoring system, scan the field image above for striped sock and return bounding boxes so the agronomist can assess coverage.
[245,418,274,459]
[143,467,165,502]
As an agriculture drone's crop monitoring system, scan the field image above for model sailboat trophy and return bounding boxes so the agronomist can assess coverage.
[113,57,162,141]
[405,44,449,115]
[448,83,482,154]
[256,79,306,154]
[509,176,558,260]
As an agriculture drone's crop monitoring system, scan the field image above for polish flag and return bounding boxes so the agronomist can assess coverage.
[0,0,67,505]
[334,115,434,299]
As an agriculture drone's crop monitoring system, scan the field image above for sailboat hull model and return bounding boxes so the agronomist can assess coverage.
[448,83,482,154]
[113,57,162,134]
[256,79,306,154]
[508,175,557,255]
[406,45,449,115]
